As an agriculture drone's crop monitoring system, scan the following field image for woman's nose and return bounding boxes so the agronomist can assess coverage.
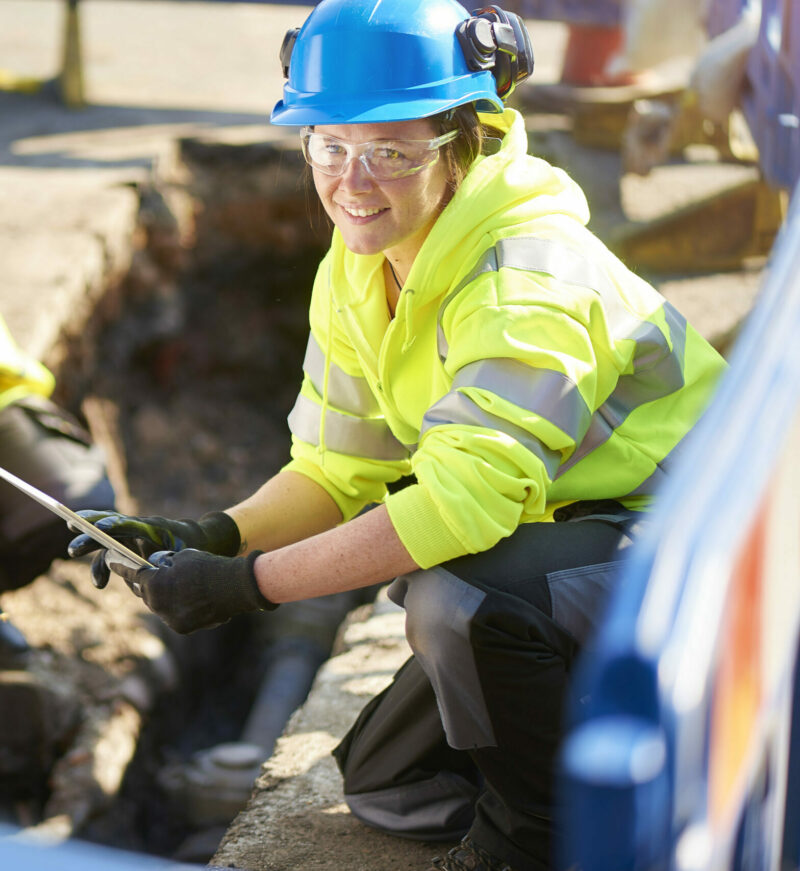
[339,154,374,191]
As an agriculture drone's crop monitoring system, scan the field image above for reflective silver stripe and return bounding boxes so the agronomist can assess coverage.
[438,236,644,360]
[500,236,674,346]
[555,302,688,479]
[303,333,380,417]
[628,429,690,496]
[498,236,613,289]
[437,248,499,361]
[452,358,592,444]
[288,394,410,461]
[420,389,561,479]
[629,462,668,498]
[601,311,687,424]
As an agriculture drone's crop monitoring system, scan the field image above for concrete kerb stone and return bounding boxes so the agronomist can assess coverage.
[211,588,447,871]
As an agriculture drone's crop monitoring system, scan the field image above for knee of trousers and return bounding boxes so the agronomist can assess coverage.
[344,771,478,842]
[388,568,497,751]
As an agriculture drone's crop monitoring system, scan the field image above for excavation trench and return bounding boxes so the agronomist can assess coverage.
[0,138,372,864]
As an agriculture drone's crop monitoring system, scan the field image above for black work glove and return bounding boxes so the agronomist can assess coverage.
[68,510,241,589]
[107,548,277,634]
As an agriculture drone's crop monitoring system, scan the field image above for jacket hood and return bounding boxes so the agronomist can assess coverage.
[411,108,590,301]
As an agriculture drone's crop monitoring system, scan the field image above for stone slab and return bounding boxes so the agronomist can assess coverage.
[211,591,451,871]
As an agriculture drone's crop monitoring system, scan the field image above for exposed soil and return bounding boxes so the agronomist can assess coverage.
[0,182,347,861]
[93,248,317,519]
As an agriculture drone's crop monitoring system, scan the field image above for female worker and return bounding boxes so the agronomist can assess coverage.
[69,2,726,869]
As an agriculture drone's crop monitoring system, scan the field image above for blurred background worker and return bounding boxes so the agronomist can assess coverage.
[0,314,115,665]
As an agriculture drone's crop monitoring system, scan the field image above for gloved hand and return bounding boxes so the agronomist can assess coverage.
[68,510,241,589]
[107,548,277,634]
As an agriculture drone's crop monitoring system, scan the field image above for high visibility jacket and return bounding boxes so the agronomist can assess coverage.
[0,315,55,411]
[284,109,726,569]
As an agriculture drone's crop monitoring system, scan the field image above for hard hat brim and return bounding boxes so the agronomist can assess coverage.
[270,85,504,127]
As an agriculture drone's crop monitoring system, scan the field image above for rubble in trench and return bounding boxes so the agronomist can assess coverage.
[0,137,369,863]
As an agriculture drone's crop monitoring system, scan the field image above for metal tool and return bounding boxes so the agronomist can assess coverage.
[0,465,152,571]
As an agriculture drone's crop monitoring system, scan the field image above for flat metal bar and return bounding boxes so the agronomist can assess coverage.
[0,466,152,570]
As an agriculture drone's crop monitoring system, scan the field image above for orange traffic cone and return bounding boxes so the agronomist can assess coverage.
[560,23,639,87]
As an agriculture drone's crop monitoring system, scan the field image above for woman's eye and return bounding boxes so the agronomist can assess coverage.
[375,146,404,161]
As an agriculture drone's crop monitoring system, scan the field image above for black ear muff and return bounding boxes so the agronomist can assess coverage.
[456,5,534,100]
[279,27,300,78]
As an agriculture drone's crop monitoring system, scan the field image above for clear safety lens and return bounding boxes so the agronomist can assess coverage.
[301,129,459,180]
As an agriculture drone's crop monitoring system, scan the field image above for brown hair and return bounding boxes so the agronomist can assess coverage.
[433,103,506,196]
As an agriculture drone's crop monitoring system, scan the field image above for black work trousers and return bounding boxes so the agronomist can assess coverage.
[333,503,642,871]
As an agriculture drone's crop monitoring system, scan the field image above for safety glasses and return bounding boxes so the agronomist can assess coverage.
[300,128,459,180]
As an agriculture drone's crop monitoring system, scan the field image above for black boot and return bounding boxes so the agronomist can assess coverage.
[429,837,518,871]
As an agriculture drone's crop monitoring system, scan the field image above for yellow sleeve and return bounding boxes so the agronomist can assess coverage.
[0,316,55,409]
[387,271,609,567]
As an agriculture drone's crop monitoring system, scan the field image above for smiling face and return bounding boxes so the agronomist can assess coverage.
[311,119,451,271]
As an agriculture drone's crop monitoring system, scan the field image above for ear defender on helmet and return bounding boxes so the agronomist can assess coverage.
[279,27,300,79]
[456,6,534,100]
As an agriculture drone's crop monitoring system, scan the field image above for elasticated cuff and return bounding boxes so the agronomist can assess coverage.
[241,550,278,612]
[385,484,469,569]
[198,511,241,557]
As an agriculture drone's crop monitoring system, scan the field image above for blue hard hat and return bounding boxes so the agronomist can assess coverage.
[270,0,510,126]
